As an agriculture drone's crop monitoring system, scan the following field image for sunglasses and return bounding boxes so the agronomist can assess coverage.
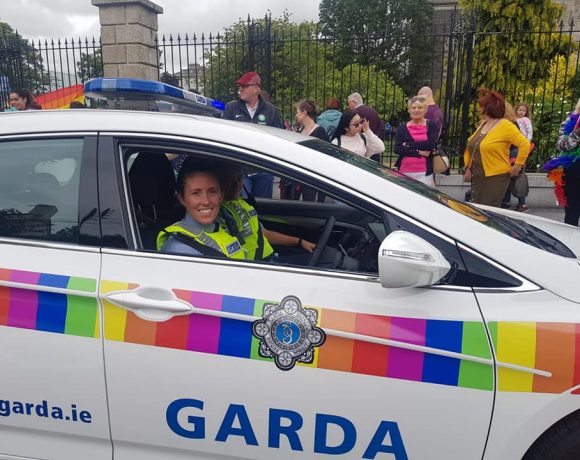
[350,121,363,127]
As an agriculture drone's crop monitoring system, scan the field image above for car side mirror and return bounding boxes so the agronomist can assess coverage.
[378,231,451,288]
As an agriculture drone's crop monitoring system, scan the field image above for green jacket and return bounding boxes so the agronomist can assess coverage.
[157,223,246,260]
[221,198,274,260]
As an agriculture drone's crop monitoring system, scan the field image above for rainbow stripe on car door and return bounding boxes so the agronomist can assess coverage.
[0,268,578,395]
[100,280,580,394]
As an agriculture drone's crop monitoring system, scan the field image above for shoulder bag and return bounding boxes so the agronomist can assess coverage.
[431,147,450,174]
[512,169,530,198]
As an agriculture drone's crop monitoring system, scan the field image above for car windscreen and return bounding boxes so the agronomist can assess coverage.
[299,138,576,258]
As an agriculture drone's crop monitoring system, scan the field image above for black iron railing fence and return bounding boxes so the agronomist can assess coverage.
[4,14,580,170]
[0,30,102,109]
[157,15,580,169]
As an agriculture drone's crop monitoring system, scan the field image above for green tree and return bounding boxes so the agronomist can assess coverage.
[318,0,433,92]
[524,55,579,168]
[203,14,407,122]
[460,0,571,95]
[76,49,103,82]
[160,71,180,87]
[0,20,48,94]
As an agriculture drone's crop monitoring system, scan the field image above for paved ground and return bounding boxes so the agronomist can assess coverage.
[527,207,565,222]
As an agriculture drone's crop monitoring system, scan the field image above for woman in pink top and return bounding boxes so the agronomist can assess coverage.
[394,96,438,186]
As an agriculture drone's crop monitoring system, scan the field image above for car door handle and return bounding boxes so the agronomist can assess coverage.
[105,287,194,322]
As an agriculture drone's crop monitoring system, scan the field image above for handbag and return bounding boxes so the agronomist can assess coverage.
[431,147,450,173]
[512,171,529,198]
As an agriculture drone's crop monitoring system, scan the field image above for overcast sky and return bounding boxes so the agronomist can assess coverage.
[1,0,322,41]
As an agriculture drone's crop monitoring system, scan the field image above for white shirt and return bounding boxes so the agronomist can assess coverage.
[332,130,385,158]
[246,103,258,119]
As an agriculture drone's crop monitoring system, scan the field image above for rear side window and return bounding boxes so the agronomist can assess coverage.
[0,138,84,244]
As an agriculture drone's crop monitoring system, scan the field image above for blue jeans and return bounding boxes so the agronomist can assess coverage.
[243,173,274,199]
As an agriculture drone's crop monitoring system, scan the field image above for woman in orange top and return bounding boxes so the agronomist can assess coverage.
[463,89,530,207]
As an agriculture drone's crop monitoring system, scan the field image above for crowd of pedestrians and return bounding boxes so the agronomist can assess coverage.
[5,73,579,227]
[192,71,578,227]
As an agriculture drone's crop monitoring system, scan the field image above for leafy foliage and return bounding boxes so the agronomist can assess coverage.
[0,21,48,94]
[76,49,103,82]
[318,0,434,92]
[454,1,579,170]
[460,0,571,94]
[160,71,180,87]
[203,14,407,122]
[525,55,579,168]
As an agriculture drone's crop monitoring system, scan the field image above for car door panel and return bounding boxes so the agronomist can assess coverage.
[475,289,580,459]
[0,135,110,459]
[101,251,493,459]
[0,245,109,460]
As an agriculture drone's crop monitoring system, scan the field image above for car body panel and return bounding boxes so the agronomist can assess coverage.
[99,251,492,459]
[1,110,579,459]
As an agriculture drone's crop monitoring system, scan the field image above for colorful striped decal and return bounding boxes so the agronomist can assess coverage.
[102,282,494,391]
[2,269,580,395]
[0,268,99,338]
[490,321,580,394]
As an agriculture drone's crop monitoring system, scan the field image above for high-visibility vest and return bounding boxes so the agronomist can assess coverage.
[221,198,274,260]
[156,223,246,260]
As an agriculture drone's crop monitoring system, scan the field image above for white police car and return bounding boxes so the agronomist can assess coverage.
[0,109,579,460]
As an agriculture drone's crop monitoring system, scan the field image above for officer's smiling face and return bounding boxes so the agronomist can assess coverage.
[178,172,223,225]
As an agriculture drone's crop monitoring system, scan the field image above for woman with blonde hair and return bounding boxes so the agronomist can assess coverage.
[394,96,438,186]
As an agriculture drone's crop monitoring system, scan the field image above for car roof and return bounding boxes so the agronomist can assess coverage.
[0,109,307,143]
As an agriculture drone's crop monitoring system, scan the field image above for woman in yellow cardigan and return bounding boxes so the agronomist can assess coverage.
[464,89,531,207]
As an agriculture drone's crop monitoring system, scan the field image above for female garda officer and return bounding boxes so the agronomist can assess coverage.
[219,164,315,262]
[157,158,245,259]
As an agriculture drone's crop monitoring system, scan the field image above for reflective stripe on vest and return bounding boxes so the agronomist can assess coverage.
[222,199,274,260]
[156,224,246,260]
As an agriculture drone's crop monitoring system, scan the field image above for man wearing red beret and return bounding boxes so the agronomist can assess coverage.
[222,72,284,198]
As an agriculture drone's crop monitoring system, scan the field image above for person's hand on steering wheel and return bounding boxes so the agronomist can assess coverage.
[299,239,316,253]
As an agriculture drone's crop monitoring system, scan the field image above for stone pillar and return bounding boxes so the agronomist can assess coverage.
[428,0,459,93]
[92,0,163,80]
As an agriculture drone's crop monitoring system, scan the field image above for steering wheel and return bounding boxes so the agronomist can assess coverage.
[308,216,336,267]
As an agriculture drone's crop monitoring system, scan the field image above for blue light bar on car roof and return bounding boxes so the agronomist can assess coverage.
[83,78,224,115]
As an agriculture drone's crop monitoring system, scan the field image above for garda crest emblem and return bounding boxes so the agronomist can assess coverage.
[252,296,325,371]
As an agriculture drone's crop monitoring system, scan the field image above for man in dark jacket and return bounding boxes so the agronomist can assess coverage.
[222,72,283,198]
[347,92,385,140]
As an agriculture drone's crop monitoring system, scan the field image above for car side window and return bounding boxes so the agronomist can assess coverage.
[122,145,384,274]
[0,138,84,244]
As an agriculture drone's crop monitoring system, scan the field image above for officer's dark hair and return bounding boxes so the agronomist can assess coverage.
[176,157,223,196]
[218,163,244,201]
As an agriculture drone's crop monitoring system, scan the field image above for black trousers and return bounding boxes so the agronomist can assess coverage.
[564,161,580,226]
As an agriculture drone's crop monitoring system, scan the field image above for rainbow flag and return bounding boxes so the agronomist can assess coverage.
[36,84,84,109]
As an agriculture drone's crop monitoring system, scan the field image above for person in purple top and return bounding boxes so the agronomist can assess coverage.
[347,92,385,140]
[418,86,444,142]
